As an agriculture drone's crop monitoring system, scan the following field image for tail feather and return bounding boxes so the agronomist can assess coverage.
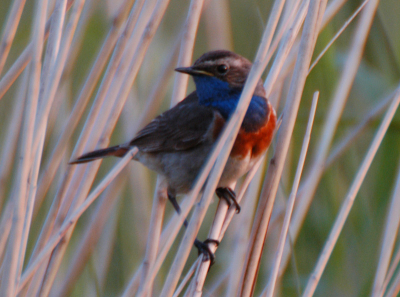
[69,145,129,164]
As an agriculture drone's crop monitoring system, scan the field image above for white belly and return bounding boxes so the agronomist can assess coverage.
[218,153,254,188]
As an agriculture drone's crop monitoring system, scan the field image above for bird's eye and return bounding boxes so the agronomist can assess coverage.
[216,64,229,75]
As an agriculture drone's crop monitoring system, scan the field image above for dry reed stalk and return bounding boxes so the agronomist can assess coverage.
[385,272,400,297]
[33,0,130,216]
[64,0,148,165]
[308,0,369,73]
[122,176,192,295]
[31,0,172,293]
[274,41,393,283]
[56,174,126,296]
[21,2,86,296]
[381,245,400,296]
[204,0,233,49]
[184,158,264,296]
[138,176,168,296]
[0,0,27,76]
[136,102,247,296]
[190,122,277,294]
[273,0,349,93]
[0,46,32,101]
[26,0,146,271]
[170,0,205,106]
[271,0,350,108]
[21,0,149,292]
[127,15,228,297]
[138,0,206,292]
[30,7,140,256]
[121,92,154,255]
[18,131,45,278]
[280,0,381,275]
[61,0,96,78]
[325,90,394,168]
[263,0,309,98]
[264,91,319,297]
[17,148,137,292]
[187,8,237,291]
[17,1,85,289]
[33,0,84,158]
[204,270,229,297]
[280,0,298,25]
[157,0,288,292]
[302,87,400,297]
[45,80,71,143]
[224,163,266,297]
[131,175,211,295]
[219,157,265,243]
[0,69,29,209]
[170,9,282,294]
[371,158,400,297]
[95,203,120,290]
[0,0,49,295]
[78,5,170,285]
[173,259,201,297]
[322,0,347,27]
[64,0,142,160]
[38,0,67,107]
[128,163,153,245]
[153,60,267,290]
[237,0,327,295]
[191,183,236,296]
[265,0,303,64]
[122,267,141,296]
[0,201,13,264]
[133,36,180,132]
[183,277,195,297]
[123,3,230,293]
[0,0,75,101]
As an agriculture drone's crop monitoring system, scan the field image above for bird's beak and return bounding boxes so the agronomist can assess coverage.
[175,66,212,76]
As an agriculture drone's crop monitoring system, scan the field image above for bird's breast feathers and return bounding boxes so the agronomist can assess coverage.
[130,91,276,162]
[212,100,277,160]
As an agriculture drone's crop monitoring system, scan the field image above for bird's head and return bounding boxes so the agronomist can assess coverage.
[175,50,266,100]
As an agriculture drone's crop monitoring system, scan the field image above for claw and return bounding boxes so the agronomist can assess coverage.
[169,192,221,264]
[216,187,241,213]
[194,239,220,265]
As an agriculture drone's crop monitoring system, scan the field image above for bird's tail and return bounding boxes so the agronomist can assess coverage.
[69,145,129,164]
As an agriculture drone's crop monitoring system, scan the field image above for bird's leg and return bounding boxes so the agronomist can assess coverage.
[215,187,241,213]
[167,193,219,264]
[167,193,188,228]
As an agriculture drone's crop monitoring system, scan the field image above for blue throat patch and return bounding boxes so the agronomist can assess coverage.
[194,75,268,132]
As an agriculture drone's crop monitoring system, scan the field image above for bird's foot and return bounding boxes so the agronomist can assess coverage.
[194,238,220,265]
[215,187,241,213]
[168,193,220,265]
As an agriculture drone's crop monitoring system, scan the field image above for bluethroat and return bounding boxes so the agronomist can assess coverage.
[71,50,277,262]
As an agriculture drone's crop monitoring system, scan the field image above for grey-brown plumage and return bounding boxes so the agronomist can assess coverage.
[71,92,215,160]
[71,49,276,199]
[127,92,214,152]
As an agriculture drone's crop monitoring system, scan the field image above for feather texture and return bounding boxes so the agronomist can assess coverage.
[128,92,215,152]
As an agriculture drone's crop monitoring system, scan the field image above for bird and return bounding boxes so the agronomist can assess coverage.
[71,50,277,261]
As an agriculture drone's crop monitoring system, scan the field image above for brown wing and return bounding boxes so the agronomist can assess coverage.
[128,92,216,152]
